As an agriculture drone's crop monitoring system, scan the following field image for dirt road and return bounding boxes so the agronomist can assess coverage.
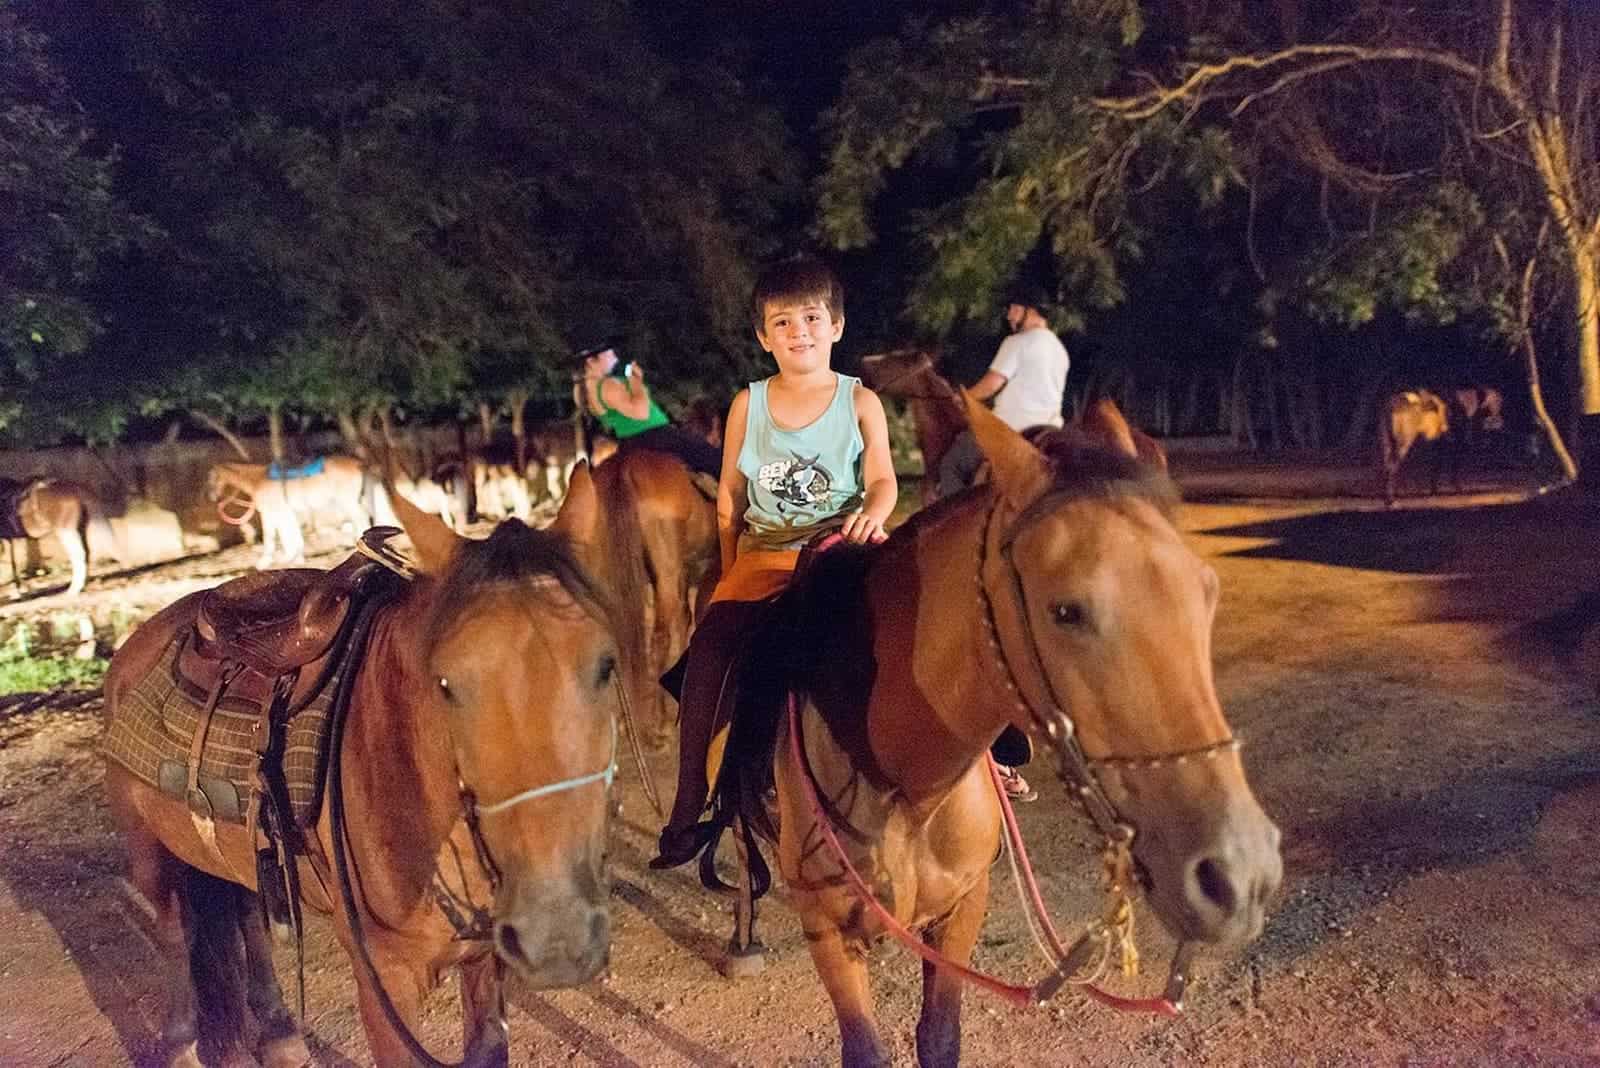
[1,473,1597,1067]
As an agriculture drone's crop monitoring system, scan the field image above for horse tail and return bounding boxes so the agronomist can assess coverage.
[181,866,251,1056]
[591,457,653,730]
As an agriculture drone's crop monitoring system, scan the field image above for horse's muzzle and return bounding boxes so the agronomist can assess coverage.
[493,871,610,988]
[1110,759,1283,949]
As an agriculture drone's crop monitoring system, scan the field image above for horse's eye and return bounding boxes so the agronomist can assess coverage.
[437,676,453,701]
[595,653,617,689]
[1050,601,1088,628]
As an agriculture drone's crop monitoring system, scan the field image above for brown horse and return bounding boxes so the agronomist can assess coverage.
[206,456,373,567]
[0,477,119,594]
[588,448,719,745]
[859,349,965,505]
[706,394,1280,1066]
[101,476,619,1067]
[1379,389,1452,505]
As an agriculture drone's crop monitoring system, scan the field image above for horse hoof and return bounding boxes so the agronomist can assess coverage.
[721,942,766,979]
[259,1034,312,1068]
[168,1042,203,1068]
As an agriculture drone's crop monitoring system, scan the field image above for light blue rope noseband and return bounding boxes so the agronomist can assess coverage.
[475,715,618,816]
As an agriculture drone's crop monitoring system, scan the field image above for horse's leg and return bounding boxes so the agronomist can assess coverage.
[180,868,255,1067]
[806,924,890,1068]
[915,871,988,1068]
[239,894,310,1068]
[121,825,203,1067]
[57,526,87,595]
[723,815,766,978]
[348,943,436,1068]
[458,953,510,1068]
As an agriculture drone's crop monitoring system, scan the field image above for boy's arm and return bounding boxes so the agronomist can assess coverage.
[717,389,752,572]
[841,386,897,545]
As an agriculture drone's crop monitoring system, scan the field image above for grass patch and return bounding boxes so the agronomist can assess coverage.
[0,623,108,694]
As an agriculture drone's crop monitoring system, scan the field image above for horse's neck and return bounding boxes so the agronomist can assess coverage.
[342,588,461,898]
[858,495,1016,806]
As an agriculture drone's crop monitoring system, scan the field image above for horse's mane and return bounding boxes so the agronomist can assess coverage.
[423,519,615,653]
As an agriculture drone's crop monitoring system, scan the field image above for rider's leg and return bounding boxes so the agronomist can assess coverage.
[936,430,984,499]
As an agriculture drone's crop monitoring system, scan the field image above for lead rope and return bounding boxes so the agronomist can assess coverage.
[788,695,1180,1013]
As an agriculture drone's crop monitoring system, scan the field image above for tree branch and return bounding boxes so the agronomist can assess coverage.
[188,409,253,461]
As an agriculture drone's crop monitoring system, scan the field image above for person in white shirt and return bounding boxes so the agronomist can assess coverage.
[935,282,1068,803]
[936,283,1069,499]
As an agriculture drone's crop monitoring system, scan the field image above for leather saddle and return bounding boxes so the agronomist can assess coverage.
[159,527,404,825]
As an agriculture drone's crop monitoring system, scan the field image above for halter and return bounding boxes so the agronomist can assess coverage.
[328,599,620,1068]
[788,487,1239,1018]
[976,488,1238,1006]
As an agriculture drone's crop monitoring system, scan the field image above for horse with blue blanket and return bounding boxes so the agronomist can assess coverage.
[206,456,374,568]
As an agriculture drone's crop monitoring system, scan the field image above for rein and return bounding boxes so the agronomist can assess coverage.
[788,490,1240,1017]
[327,576,619,1068]
[215,488,257,527]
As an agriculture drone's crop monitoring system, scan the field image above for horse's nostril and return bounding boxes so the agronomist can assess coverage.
[496,922,526,965]
[1194,858,1238,914]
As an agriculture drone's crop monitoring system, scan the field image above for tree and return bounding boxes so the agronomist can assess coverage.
[0,7,152,443]
[818,1,1600,471]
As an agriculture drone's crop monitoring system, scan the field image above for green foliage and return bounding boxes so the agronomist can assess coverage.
[0,623,107,693]
[1303,183,1485,329]
[0,8,154,436]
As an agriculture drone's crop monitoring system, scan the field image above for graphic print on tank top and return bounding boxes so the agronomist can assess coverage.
[755,453,836,512]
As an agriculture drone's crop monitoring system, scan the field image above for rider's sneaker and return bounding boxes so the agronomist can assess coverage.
[997,765,1037,803]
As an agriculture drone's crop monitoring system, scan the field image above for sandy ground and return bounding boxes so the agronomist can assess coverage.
[1,452,1598,1067]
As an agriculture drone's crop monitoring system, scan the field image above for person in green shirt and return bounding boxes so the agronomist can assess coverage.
[575,344,722,476]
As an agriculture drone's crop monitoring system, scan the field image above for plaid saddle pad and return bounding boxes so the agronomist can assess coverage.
[100,631,350,828]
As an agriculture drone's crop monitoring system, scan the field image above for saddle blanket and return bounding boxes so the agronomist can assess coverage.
[267,456,326,480]
[100,632,349,828]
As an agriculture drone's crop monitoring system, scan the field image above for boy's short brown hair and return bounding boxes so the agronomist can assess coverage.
[750,254,845,334]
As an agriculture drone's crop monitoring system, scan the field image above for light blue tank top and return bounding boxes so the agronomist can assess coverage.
[737,374,865,552]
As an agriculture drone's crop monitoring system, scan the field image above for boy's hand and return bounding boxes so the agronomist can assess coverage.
[841,509,889,545]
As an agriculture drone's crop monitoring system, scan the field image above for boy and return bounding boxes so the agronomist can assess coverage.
[653,254,896,868]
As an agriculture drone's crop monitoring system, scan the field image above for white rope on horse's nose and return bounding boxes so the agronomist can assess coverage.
[476,716,618,816]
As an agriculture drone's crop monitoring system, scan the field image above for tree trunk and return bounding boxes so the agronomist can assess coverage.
[267,405,287,466]
[337,407,369,460]
[478,401,495,444]
[509,388,530,473]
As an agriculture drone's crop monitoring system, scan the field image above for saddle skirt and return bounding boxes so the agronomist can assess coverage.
[100,536,404,829]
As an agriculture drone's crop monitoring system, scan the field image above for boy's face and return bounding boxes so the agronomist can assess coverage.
[756,296,843,377]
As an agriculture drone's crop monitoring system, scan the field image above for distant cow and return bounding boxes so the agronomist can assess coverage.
[1380,389,1451,505]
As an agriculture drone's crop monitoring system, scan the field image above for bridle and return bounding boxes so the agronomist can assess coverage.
[974,487,1239,1005]
[326,585,619,1068]
[790,486,1240,1015]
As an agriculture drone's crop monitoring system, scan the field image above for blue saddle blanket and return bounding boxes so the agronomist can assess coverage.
[267,457,325,480]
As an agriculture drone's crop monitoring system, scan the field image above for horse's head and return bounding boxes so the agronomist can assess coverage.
[859,348,943,399]
[964,394,1281,950]
[389,473,617,987]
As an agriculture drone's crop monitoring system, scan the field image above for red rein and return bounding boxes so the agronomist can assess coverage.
[787,695,1181,1016]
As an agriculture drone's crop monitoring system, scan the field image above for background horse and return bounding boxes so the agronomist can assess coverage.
[0,476,119,594]
[859,348,965,505]
[205,456,372,567]
[1379,389,1451,505]
[101,477,619,1067]
[705,395,1279,1067]
[588,449,719,747]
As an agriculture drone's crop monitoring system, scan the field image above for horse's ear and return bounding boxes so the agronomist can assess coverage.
[962,391,1053,507]
[1079,398,1140,459]
[552,460,599,543]
[386,481,461,575]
